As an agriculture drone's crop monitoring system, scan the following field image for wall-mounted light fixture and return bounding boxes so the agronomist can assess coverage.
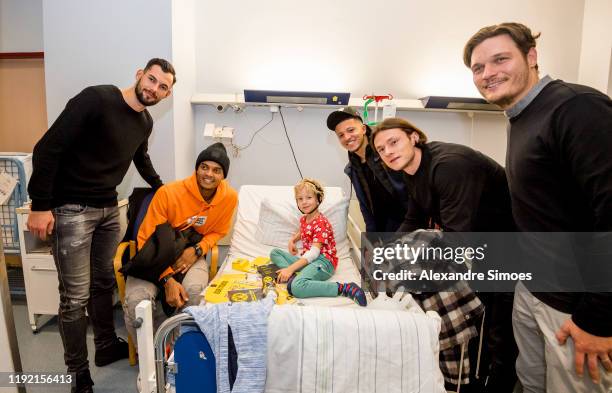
[244,90,350,106]
[419,96,502,111]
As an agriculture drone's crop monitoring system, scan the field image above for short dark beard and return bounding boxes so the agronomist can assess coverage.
[135,78,158,107]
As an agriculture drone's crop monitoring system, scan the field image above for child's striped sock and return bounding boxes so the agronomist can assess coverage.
[337,282,367,306]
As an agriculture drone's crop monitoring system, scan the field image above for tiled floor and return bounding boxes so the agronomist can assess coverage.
[11,296,138,393]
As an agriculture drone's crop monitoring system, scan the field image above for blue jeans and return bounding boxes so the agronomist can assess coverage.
[52,203,121,373]
[269,248,337,298]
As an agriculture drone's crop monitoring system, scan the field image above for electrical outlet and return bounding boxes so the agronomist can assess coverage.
[213,127,224,138]
[203,123,215,137]
[205,123,233,139]
[222,127,235,138]
[212,126,234,139]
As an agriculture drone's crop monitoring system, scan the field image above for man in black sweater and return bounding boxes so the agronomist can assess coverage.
[465,22,612,391]
[371,117,517,392]
[371,118,514,234]
[27,58,176,393]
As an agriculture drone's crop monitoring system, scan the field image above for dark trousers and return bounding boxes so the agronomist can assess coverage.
[52,204,121,373]
[444,292,518,393]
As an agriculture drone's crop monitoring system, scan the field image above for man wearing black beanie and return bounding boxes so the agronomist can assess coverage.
[195,142,230,178]
[123,142,237,346]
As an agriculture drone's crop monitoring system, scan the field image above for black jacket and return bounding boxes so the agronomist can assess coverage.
[399,141,515,232]
[120,222,202,284]
[345,128,409,232]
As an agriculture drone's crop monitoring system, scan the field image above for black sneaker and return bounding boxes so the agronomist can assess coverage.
[94,337,129,367]
[72,369,94,393]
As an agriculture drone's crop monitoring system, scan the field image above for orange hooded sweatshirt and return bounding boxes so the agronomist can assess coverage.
[137,172,238,278]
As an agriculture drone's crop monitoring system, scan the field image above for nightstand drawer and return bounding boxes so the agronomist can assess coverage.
[27,256,56,272]
[23,258,60,316]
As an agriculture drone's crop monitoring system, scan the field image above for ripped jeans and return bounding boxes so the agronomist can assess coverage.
[51,203,122,373]
[122,257,209,349]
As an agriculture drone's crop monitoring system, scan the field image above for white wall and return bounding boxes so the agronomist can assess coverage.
[194,106,506,196]
[578,0,612,93]
[171,0,198,179]
[0,0,43,52]
[194,0,585,98]
[22,0,608,198]
[191,0,588,193]
[42,0,175,198]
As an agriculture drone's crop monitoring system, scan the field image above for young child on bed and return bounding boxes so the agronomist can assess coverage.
[269,178,367,306]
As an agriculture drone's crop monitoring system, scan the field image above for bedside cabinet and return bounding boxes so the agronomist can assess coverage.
[16,200,128,332]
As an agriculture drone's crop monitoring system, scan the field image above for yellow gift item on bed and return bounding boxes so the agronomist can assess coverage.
[275,285,297,305]
[232,256,271,273]
[252,256,270,266]
[204,273,260,303]
[231,258,253,273]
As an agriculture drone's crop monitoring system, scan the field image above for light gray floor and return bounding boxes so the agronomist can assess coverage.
[9,246,231,393]
[11,296,138,393]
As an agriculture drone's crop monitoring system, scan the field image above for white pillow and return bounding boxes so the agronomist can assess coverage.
[254,198,300,248]
[319,198,349,243]
[254,197,350,248]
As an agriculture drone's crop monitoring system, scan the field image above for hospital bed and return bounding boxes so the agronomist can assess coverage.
[135,185,446,393]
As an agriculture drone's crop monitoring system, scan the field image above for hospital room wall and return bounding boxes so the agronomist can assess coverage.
[9,0,610,197]
[0,0,43,52]
[41,0,176,198]
[193,107,505,196]
[171,0,199,180]
[0,0,47,153]
[578,0,612,94]
[193,0,586,98]
[189,0,588,195]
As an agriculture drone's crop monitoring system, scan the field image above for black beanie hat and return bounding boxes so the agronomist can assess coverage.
[195,142,230,178]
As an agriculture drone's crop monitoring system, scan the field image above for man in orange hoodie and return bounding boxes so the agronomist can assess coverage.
[123,142,238,343]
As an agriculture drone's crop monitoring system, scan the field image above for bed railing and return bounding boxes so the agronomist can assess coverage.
[346,199,364,264]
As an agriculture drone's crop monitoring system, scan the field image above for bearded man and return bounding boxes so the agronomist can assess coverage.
[27,58,176,393]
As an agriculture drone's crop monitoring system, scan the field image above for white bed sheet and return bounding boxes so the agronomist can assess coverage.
[218,185,362,307]
[265,305,446,393]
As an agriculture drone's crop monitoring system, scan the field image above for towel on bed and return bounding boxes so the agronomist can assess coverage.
[186,293,276,393]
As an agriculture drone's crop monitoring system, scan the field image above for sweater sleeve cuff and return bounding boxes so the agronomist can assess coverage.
[30,199,52,212]
[151,179,163,191]
[158,267,175,282]
[571,298,612,337]
[198,240,210,256]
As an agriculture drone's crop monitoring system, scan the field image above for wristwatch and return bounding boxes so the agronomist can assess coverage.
[160,275,172,286]
[193,244,203,258]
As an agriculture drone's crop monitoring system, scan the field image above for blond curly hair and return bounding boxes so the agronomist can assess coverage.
[294,178,325,203]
